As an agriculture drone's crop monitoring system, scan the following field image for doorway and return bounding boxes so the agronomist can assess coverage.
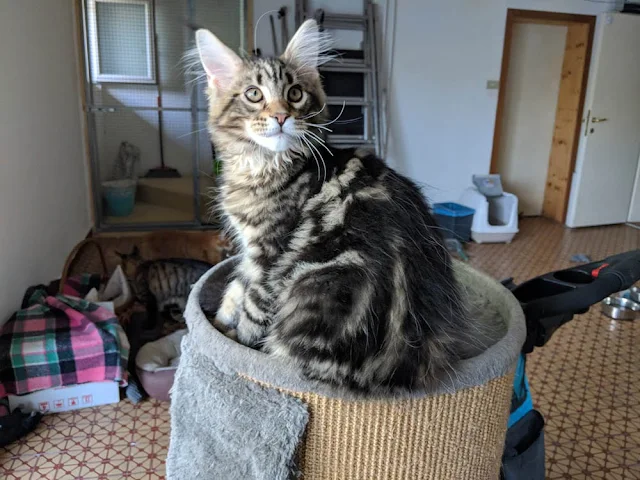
[490,9,595,223]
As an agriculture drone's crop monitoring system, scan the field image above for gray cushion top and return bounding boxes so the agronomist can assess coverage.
[184,256,526,400]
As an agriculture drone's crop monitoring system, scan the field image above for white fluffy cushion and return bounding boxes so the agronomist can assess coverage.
[136,329,188,372]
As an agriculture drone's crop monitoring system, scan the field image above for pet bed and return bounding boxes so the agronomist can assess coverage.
[135,329,186,401]
[167,257,526,480]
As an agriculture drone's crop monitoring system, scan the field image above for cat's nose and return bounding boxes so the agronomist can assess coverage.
[273,113,290,126]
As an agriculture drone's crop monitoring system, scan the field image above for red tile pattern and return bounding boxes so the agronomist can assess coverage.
[0,400,169,479]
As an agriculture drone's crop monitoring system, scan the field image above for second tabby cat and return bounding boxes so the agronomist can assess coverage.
[117,246,213,321]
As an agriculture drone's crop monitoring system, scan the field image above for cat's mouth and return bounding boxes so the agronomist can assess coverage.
[248,127,293,153]
[263,131,287,138]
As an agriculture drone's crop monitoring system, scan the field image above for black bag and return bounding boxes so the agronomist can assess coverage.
[501,410,545,480]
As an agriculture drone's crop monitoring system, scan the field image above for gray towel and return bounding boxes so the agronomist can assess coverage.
[166,334,308,480]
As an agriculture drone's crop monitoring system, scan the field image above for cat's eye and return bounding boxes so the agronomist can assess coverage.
[244,87,263,103]
[287,86,303,103]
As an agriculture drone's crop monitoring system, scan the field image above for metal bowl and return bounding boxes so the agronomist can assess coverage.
[624,286,640,303]
[601,296,640,320]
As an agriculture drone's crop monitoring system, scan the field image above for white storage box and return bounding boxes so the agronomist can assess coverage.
[459,188,519,243]
[7,381,120,414]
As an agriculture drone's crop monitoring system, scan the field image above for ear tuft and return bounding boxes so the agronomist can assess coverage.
[281,20,333,76]
[193,29,242,90]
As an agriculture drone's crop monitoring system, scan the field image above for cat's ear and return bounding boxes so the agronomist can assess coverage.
[131,245,141,258]
[282,20,332,78]
[195,29,242,91]
[115,251,126,260]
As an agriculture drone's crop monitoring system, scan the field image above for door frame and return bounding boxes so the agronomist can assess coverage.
[489,9,596,223]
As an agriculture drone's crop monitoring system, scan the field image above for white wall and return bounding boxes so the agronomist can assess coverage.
[0,0,91,324]
[496,23,567,216]
[385,0,621,205]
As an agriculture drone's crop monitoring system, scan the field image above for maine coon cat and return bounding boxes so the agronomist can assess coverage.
[194,20,473,391]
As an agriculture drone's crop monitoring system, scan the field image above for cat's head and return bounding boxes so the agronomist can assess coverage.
[115,245,142,277]
[193,20,331,171]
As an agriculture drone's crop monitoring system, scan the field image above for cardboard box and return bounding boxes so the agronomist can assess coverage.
[8,381,120,414]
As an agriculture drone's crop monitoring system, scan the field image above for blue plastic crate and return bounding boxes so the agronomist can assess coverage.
[433,202,475,218]
[432,202,475,242]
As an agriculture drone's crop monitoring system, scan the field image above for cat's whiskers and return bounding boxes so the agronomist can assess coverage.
[312,102,346,127]
[302,130,333,157]
[298,101,347,128]
[299,133,330,183]
[254,9,279,54]
[301,133,328,182]
[329,117,364,125]
[291,132,316,175]
[299,122,332,133]
[296,133,324,181]
[178,125,210,139]
[299,103,326,120]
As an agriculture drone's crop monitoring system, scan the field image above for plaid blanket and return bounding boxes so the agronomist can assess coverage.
[0,289,128,397]
[61,273,101,298]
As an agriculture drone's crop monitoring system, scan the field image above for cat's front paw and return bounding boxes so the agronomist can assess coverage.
[224,329,238,342]
[235,320,265,348]
[216,279,244,329]
[212,317,233,333]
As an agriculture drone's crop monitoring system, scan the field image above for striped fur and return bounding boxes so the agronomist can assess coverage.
[197,21,472,391]
[118,247,212,317]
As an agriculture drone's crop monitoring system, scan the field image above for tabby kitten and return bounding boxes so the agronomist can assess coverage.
[117,246,213,319]
[195,20,471,391]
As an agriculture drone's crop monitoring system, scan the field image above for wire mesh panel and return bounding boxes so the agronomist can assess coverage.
[93,109,196,226]
[82,0,245,230]
[194,111,219,225]
[95,2,151,79]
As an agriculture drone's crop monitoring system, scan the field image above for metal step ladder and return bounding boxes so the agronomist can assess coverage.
[295,0,382,155]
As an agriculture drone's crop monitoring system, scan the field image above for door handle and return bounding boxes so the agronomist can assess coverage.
[592,117,608,123]
[584,109,591,136]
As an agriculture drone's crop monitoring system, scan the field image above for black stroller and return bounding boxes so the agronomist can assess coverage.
[500,250,640,479]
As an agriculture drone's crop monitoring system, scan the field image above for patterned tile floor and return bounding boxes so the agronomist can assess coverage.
[0,399,169,479]
[0,218,639,479]
[467,218,640,480]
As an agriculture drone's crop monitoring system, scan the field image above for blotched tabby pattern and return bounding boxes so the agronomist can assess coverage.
[118,246,212,317]
[195,20,472,390]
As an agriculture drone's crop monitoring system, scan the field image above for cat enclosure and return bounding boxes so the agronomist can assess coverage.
[79,0,247,231]
[79,0,381,232]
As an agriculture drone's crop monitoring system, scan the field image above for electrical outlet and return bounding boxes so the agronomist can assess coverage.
[486,80,500,90]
